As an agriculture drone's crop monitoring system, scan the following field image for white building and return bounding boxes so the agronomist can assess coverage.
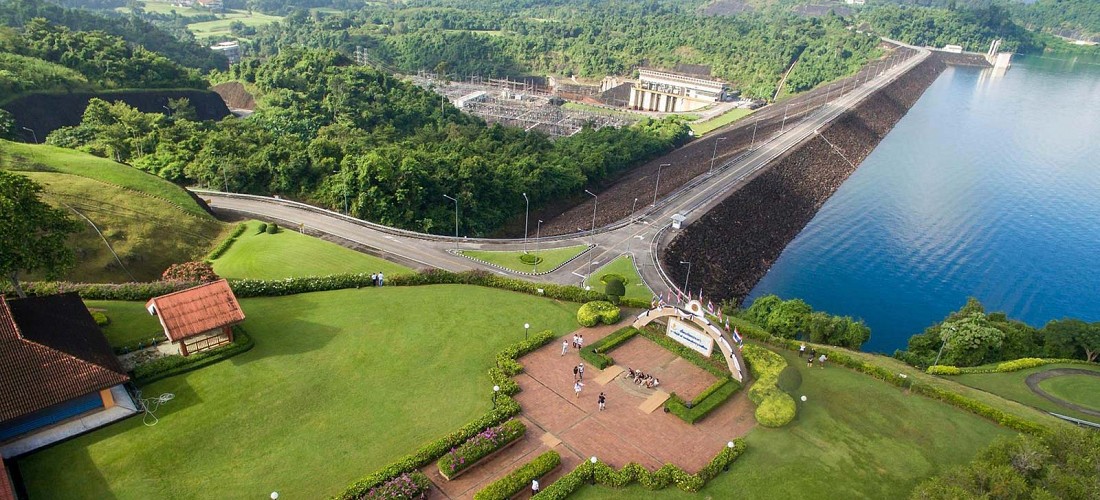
[628,69,727,113]
[210,41,240,64]
[942,44,964,54]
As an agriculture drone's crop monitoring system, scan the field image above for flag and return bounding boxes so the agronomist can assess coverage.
[732,327,743,345]
[724,319,731,332]
[707,301,715,314]
[699,288,704,303]
[718,309,724,322]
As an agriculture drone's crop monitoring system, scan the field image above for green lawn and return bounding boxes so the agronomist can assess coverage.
[19,285,580,498]
[1038,375,1100,412]
[86,300,164,349]
[211,221,412,279]
[460,244,587,274]
[689,108,754,136]
[586,254,652,301]
[571,346,1014,499]
[187,11,284,40]
[119,1,210,16]
[954,363,1100,422]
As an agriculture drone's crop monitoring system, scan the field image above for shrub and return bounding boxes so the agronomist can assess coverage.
[474,450,561,500]
[267,222,279,234]
[996,358,1047,372]
[363,472,430,500]
[132,328,253,385]
[207,223,247,260]
[161,261,219,283]
[580,327,638,369]
[519,253,542,265]
[89,310,109,327]
[665,379,740,424]
[599,273,628,285]
[438,419,526,479]
[577,301,620,327]
[257,222,268,234]
[742,344,797,427]
[755,391,796,427]
[604,278,626,304]
[927,365,962,375]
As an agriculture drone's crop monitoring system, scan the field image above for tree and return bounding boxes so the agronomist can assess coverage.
[0,171,80,297]
[1042,319,1100,362]
[604,277,625,305]
[939,311,1006,367]
[161,261,219,282]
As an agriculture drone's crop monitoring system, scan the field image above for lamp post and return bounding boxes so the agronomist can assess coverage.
[631,197,638,220]
[709,136,727,175]
[492,385,500,409]
[679,260,691,299]
[781,104,790,133]
[443,194,458,251]
[750,119,759,150]
[724,441,735,472]
[522,192,530,254]
[653,163,671,206]
[590,457,598,485]
[584,189,598,283]
[535,219,542,273]
[271,492,279,500]
[21,127,37,144]
[524,323,530,340]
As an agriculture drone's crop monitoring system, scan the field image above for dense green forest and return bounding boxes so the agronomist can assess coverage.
[45,49,689,235]
[863,4,1041,52]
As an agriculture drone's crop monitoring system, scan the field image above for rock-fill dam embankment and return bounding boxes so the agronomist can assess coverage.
[662,54,949,305]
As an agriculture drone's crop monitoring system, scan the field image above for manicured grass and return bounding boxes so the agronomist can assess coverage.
[954,363,1100,423]
[210,221,412,279]
[1,140,215,219]
[187,11,284,40]
[18,285,580,498]
[689,108,754,136]
[586,255,652,302]
[1038,375,1100,412]
[460,245,587,274]
[86,300,165,349]
[570,346,1014,499]
[119,1,210,16]
[16,170,226,282]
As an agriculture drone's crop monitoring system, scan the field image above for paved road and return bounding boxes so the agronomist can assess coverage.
[199,43,929,297]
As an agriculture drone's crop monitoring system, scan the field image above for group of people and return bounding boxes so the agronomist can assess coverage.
[369,272,386,287]
[562,334,585,356]
[625,368,660,389]
[799,343,827,368]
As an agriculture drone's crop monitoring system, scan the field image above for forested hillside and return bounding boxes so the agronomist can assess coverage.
[46,49,689,236]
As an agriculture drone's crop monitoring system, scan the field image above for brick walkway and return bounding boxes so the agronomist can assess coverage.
[426,321,756,499]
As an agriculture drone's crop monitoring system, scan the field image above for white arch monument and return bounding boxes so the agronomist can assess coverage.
[632,300,747,383]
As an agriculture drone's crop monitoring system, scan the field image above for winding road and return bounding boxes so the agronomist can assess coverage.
[196,42,930,297]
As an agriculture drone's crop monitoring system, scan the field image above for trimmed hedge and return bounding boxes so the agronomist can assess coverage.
[577,301,621,327]
[337,333,556,499]
[926,365,963,376]
[996,358,1052,372]
[927,358,1093,376]
[474,450,561,500]
[533,439,747,499]
[362,472,431,500]
[438,419,526,479]
[132,327,253,386]
[742,344,796,427]
[579,326,638,369]
[206,222,247,260]
[665,379,740,424]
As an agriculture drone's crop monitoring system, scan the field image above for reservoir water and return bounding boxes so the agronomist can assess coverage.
[748,55,1100,353]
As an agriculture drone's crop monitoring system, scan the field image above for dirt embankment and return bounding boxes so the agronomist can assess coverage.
[3,89,231,141]
[528,46,918,238]
[662,54,948,305]
[211,82,256,110]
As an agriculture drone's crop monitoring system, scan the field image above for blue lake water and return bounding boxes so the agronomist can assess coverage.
[748,54,1100,353]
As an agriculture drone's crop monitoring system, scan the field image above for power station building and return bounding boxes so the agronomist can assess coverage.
[628,69,728,113]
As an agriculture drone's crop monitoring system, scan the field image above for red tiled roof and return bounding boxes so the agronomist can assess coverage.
[0,458,15,500]
[145,279,245,342]
[0,294,129,425]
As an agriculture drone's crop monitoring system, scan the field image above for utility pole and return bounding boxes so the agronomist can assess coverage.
[535,219,542,273]
[709,136,727,175]
[522,192,529,254]
[781,104,790,133]
[443,194,458,250]
[653,163,670,206]
[750,119,759,150]
[679,260,692,302]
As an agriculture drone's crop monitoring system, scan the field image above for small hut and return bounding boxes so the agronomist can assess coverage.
[146,279,245,356]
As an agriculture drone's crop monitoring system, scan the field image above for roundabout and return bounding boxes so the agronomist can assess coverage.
[1026,368,1100,417]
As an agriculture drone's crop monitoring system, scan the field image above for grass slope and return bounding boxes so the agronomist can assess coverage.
[211,221,412,279]
[587,254,652,301]
[689,108,754,136]
[460,244,587,274]
[954,363,1100,422]
[186,10,284,40]
[571,347,1014,499]
[19,285,580,498]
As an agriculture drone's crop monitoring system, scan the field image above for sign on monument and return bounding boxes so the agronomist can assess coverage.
[666,317,714,357]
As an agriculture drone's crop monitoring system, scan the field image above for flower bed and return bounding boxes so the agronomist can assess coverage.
[438,419,527,480]
[474,450,561,500]
[362,472,431,500]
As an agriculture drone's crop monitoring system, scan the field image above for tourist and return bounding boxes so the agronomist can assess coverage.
[799,343,806,355]
[578,363,585,380]
[627,367,636,379]
[573,365,579,381]
[807,355,814,368]
[653,377,660,388]
[574,381,584,397]
[819,353,827,368]
[578,334,584,349]
[572,334,579,349]
[645,377,654,389]
[598,392,606,411]
[532,479,539,494]
[561,340,569,356]
[378,272,385,286]
[370,273,377,286]
[810,347,817,359]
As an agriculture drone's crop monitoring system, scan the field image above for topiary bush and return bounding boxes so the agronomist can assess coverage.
[257,222,268,234]
[755,391,797,427]
[599,273,629,285]
[266,222,279,234]
[604,277,626,305]
[996,358,1047,372]
[742,344,797,427]
[927,365,962,375]
[577,301,621,327]
[89,310,109,327]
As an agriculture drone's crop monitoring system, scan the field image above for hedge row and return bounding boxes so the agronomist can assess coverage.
[579,327,639,369]
[336,333,555,499]
[132,327,253,386]
[474,450,561,500]
[730,317,1049,435]
[438,419,527,479]
[665,379,739,424]
[206,223,248,260]
[741,344,796,428]
[362,472,431,500]
[577,301,621,327]
[927,358,1094,376]
[533,439,747,499]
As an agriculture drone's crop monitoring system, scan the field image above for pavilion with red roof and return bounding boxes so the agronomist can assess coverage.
[146,279,246,357]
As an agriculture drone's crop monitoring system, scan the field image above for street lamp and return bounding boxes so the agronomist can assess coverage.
[584,189,598,283]
[492,385,500,408]
[724,441,735,471]
[781,104,790,133]
[162,105,172,117]
[709,136,727,175]
[590,456,598,484]
[524,323,530,340]
[271,492,279,500]
[631,197,638,220]
[535,219,542,273]
[522,192,530,254]
[679,260,692,300]
[21,127,37,144]
[653,163,671,206]
[443,194,459,250]
[750,119,759,150]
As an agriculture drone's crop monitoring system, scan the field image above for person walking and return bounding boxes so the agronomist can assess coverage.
[377,272,385,287]
[578,334,584,349]
[370,273,377,287]
[819,353,827,369]
[561,340,569,356]
[572,334,579,349]
[577,362,584,380]
[573,365,579,381]
[598,392,606,411]
[531,479,540,495]
[574,381,584,398]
